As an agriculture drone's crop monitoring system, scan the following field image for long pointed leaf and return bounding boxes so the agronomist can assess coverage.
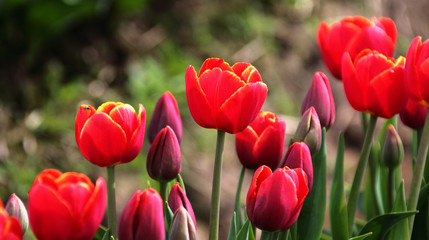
[236,218,255,240]
[386,181,408,239]
[349,232,372,240]
[228,212,237,240]
[359,211,418,239]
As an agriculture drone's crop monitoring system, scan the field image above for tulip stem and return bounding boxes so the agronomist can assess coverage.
[209,130,226,240]
[159,181,168,202]
[107,165,117,238]
[407,109,429,233]
[388,167,395,211]
[234,167,245,228]
[347,114,377,234]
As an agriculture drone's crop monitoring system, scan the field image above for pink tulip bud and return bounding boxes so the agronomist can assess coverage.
[293,107,322,154]
[282,142,313,190]
[5,194,28,234]
[168,206,198,240]
[168,183,197,228]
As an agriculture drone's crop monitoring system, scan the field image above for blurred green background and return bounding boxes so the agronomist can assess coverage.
[1,0,428,239]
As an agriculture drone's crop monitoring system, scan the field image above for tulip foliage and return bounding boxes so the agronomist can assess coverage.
[4,13,429,240]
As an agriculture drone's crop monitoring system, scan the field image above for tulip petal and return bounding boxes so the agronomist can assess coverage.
[118,191,142,240]
[342,53,367,112]
[283,168,309,229]
[185,65,214,128]
[198,58,232,77]
[79,113,127,167]
[217,82,267,133]
[28,184,75,240]
[405,37,424,102]
[168,183,197,228]
[418,59,429,105]
[109,104,138,141]
[123,104,146,164]
[348,26,395,58]
[97,102,122,114]
[135,189,165,240]
[75,105,96,148]
[235,127,259,168]
[246,166,272,221]
[253,125,285,169]
[375,17,397,46]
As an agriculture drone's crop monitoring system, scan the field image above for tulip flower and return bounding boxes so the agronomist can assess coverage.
[168,182,197,228]
[147,126,181,182]
[75,102,146,167]
[168,206,198,240]
[380,125,404,169]
[148,91,182,144]
[282,142,313,190]
[5,194,28,234]
[292,107,322,154]
[28,169,106,240]
[185,58,268,133]
[118,188,165,240]
[0,199,22,240]
[235,111,286,169]
[341,49,407,118]
[301,72,335,129]
[246,165,309,232]
[404,36,429,106]
[400,98,427,129]
[317,16,396,80]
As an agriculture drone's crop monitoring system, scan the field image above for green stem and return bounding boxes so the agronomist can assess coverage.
[270,231,280,240]
[260,231,270,240]
[209,130,226,240]
[107,166,117,238]
[347,114,377,234]
[407,110,429,232]
[159,181,168,202]
[234,167,245,228]
[388,167,395,212]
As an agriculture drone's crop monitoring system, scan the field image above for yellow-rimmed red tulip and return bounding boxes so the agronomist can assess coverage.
[292,107,322,154]
[301,72,335,129]
[404,36,429,106]
[0,199,22,240]
[148,91,182,144]
[185,58,268,133]
[28,169,106,240]
[147,126,181,182]
[118,188,165,240]
[168,206,198,240]
[317,16,397,80]
[168,183,196,228]
[75,102,146,167]
[235,111,286,169]
[341,49,407,118]
[246,165,309,232]
[400,98,427,129]
[282,142,313,190]
[5,194,28,235]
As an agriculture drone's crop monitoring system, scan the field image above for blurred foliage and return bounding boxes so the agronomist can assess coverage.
[0,0,427,238]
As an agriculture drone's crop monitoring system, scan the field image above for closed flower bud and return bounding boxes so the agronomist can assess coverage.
[281,142,313,191]
[118,188,165,240]
[0,199,22,239]
[147,126,182,182]
[168,206,198,240]
[168,183,197,228]
[5,194,28,235]
[301,72,335,129]
[380,125,404,169]
[400,98,427,130]
[149,91,183,144]
[292,107,322,154]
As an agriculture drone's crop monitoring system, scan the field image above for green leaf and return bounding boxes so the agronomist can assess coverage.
[164,201,174,233]
[236,218,255,240]
[228,212,237,240]
[94,226,108,240]
[329,133,349,240]
[297,128,327,240]
[386,181,408,239]
[358,211,418,239]
[411,183,429,239]
[349,232,372,240]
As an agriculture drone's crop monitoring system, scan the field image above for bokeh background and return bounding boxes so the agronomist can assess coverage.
[1,0,428,239]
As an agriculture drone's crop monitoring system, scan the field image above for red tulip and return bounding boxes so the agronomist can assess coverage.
[246,165,309,232]
[341,49,407,118]
[148,91,182,144]
[118,188,165,240]
[0,199,22,240]
[317,16,396,80]
[185,58,268,133]
[400,98,427,129]
[75,102,146,167]
[301,72,335,129]
[28,169,106,240]
[404,36,429,106]
[168,183,197,228]
[282,142,313,190]
[147,126,181,182]
[235,111,286,169]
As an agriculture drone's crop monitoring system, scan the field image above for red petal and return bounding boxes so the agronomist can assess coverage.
[283,168,308,229]
[75,105,96,148]
[135,189,165,240]
[240,66,263,83]
[79,113,127,167]
[97,102,122,114]
[342,52,366,112]
[253,124,285,169]
[246,166,272,221]
[217,82,267,133]
[347,26,395,58]
[198,58,232,77]
[232,62,251,77]
[375,17,397,46]
[123,104,146,164]
[405,37,424,103]
[109,104,138,142]
[235,127,259,168]
[185,65,215,129]
[118,190,142,240]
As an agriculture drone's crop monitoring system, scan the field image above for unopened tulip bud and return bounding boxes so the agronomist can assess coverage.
[292,107,322,154]
[301,72,335,129]
[168,206,198,240]
[281,142,313,190]
[147,126,182,182]
[149,91,183,144]
[380,125,404,169]
[168,183,197,228]
[399,98,427,130]
[5,194,28,234]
